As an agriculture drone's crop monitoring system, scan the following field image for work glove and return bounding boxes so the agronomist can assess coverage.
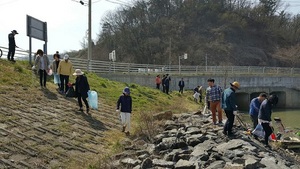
[116,109,120,113]
[233,111,238,116]
[269,122,272,127]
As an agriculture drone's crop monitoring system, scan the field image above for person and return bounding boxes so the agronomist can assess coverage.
[162,75,166,93]
[198,86,203,103]
[72,69,90,114]
[249,93,267,130]
[258,94,278,148]
[33,49,50,88]
[164,74,171,94]
[51,53,61,89]
[222,81,240,136]
[206,78,223,125]
[155,75,161,89]
[178,78,185,94]
[193,86,200,103]
[116,87,132,136]
[57,54,73,94]
[8,30,18,62]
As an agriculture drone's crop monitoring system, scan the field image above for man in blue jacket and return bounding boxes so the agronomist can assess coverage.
[249,93,267,129]
[222,81,240,136]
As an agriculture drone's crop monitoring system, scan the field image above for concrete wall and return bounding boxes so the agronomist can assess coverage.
[100,74,300,109]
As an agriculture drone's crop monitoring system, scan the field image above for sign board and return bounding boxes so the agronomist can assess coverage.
[109,50,116,61]
[26,15,47,42]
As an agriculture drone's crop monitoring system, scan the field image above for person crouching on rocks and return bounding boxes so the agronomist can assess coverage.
[116,87,132,136]
[72,69,90,114]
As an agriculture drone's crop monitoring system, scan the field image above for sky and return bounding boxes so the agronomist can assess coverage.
[0,0,299,56]
[0,0,128,55]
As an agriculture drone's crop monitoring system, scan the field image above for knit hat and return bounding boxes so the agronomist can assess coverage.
[123,87,130,95]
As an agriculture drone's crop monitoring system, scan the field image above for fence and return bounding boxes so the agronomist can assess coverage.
[0,46,298,76]
[71,58,300,76]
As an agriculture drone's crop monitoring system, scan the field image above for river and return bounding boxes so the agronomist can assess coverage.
[240,109,300,136]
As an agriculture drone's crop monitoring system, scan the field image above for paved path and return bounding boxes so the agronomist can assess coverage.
[0,87,121,168]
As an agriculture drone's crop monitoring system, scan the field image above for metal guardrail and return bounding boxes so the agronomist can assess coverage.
[71,58,300,75]
[0,46,298,76]
[0,46,34,60]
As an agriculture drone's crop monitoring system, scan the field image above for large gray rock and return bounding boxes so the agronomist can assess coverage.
[244,156,259,169]
[174,159,195,169]
[191,140,216,157]
[120,157,141,166]
[205,160,225,169]
[152,159,175,168]
[141,158,153,169]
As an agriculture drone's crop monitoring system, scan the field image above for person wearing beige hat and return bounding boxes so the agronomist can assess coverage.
[57,54,73,94]
[221,81,240,136]
[72,69,90,114]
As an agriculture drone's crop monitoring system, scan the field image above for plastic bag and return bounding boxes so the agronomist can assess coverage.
[88,90,98,110]
[66,87,76,97]
[252,124,265,138]
[47,69,53,76]
[53,73,61,84]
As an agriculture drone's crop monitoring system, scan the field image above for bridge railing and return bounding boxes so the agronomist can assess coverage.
[71,58,300,76]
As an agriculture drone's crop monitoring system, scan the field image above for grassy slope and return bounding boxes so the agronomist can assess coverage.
[0,59,201,168]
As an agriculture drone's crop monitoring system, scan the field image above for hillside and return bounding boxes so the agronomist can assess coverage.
[71,0,300,67]
[0,60,199,168]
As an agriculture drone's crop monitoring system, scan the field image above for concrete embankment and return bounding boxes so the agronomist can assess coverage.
[112,112,300,169]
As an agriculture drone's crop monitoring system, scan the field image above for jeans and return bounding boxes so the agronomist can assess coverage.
[39,69,47,87]
[224,110,235,134]
[60,75,69,93]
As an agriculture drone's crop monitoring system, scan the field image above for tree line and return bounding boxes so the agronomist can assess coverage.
[77,0,300,67]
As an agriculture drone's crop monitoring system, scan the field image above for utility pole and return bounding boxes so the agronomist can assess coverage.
[169,37,171,73]
[205,53,208,72]
[87,0,92,71]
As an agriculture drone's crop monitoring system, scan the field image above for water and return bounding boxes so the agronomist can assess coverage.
[240,109,300,134]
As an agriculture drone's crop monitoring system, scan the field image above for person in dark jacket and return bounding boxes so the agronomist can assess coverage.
[178,78,185,94]
[222,81,240,136]
[162,75,166,93]
[8,30,18,62]
[164,74,171,94]
[72,69,90,114]
[249,93,267,129]
[258,94,278,148]
[116,87,132,135]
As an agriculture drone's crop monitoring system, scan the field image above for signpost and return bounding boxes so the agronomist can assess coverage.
[26,15,47,65]
[179,53,187,74]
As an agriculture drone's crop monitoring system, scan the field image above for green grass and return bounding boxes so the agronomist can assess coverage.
[0,59,202,168]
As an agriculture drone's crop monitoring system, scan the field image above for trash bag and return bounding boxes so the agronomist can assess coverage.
[88,90,98,110]
[252,124,265,138]
[47,69,53,76]
[66,87,76,97]
[53,73,61,84]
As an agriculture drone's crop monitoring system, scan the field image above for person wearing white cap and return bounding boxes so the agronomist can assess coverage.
[57,54,73,94]
[7,30,18,62]
[72,69,90,114]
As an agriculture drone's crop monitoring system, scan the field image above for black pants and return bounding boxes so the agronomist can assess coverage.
[7,47,15,60]
[165,85,169,94]
[60,75,69,93]
[162,85,166,93]
[250,115,258,129]
[179,86,184,94]
[156,84,160,89]
[261,122,272,146]
[77,93,89,109]
[224,110,235,134]
[39,69,47,87]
